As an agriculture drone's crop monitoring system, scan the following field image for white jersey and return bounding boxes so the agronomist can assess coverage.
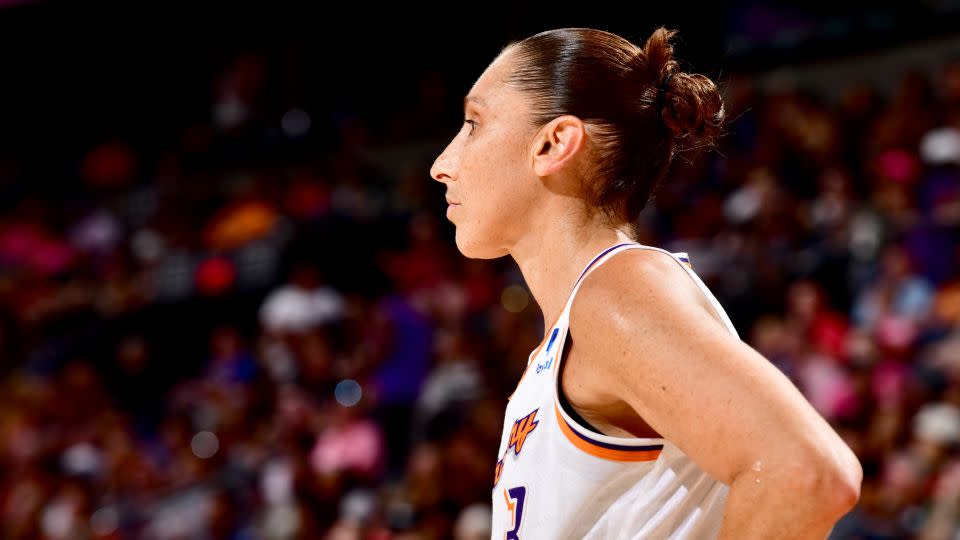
[491,242,740,539]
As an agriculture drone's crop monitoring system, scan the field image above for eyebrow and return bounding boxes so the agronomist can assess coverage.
[464,95,485,109]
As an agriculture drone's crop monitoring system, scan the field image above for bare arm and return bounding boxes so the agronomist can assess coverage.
[569,250,862,539]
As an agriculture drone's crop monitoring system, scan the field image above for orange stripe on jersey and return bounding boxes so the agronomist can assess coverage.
[553,402,663,462]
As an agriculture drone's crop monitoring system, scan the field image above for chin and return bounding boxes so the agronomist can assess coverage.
[454,228,509,260]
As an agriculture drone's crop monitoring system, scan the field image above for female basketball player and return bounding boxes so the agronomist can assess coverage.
[430,27,862,539]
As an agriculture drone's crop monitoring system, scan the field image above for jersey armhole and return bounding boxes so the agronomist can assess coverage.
[552,325,665,463]
[555,332,605,435]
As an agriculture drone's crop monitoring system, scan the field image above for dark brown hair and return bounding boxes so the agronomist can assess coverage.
[503,27,724,231]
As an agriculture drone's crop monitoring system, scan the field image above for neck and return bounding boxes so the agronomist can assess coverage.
[510,205,635,342]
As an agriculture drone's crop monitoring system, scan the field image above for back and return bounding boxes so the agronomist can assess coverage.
[491,242,738,539]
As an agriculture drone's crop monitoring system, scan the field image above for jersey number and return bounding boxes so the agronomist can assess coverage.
[504,486,527,540]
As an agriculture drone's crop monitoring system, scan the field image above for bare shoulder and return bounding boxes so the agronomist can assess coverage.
[563,247,736,419]
[569,248,727,343]
[563,247,861,494]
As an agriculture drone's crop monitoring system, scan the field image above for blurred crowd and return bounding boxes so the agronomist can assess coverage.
[0,42,959,540]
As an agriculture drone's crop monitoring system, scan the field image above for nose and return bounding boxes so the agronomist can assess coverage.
[430,140,457,184]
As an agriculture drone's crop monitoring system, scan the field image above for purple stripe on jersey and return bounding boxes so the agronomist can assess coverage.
[561,415,664,452]
[574,243,635,286]
[562,242,666,452]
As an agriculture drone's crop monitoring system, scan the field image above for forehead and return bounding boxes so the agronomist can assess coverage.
[466,53,516,109]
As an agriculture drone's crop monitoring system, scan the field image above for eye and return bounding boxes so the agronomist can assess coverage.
[464,119,477,135]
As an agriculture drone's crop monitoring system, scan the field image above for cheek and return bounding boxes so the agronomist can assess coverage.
[454,125,537,234]
[468,126,527,184]
[463,142,527,212]
[455,167,533,252]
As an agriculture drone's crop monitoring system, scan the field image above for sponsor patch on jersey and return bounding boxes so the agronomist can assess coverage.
[535,356,553,374]
[535,328,560,374]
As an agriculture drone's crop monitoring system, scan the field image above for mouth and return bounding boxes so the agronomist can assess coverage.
[446,200,460,219]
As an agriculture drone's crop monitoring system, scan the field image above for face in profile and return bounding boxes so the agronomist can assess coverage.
[430,52,543,260]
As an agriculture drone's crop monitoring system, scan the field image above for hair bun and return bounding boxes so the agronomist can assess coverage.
[660,71,724,141]
[639,27,724,144]
[502,26,725,226]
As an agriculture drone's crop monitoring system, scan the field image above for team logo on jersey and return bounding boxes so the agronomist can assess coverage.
[494,408,540,488]
[494,458,505,486]
[508,409,539,454]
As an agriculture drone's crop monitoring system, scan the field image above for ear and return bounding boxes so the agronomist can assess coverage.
[532,115,586,177]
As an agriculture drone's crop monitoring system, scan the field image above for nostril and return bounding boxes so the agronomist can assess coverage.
[430,165,451,182]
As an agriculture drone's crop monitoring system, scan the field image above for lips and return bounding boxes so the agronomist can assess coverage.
[445,198,460,219]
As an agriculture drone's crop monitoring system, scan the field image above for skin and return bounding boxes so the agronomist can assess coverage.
[430,50,863,539]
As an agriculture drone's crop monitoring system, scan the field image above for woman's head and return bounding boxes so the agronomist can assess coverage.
[431,27,724,258]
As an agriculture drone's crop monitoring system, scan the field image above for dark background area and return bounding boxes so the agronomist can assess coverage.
[3,2,960,155]
[0,1,959,539]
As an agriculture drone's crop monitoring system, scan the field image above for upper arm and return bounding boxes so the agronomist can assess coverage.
[569,250,857,486]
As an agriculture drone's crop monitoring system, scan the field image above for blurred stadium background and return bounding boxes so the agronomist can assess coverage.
[1,2,960,539]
